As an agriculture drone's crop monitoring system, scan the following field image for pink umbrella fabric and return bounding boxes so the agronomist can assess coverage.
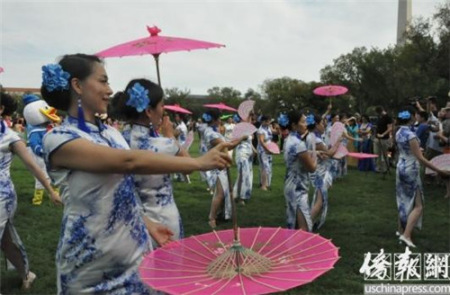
[164,104,192,114]
[204,103,237,112]
[231,122,257,140]
[347,152,378,159]
[139,227,339,295]
[96,26,225,85]
[313,85,348,97]
[237,100,255,121]
[425,154,450,175]
[266,142,280,154]
[0,67,4,73]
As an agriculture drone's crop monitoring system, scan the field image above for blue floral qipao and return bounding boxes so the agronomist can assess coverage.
[283,132,313,231]
[43,117,153,295]
[257,125,273,187]
[395,126,424,230]
[233,135,254,200]
[0,121,29,276]
[198,123,211,185]
[308,133,331,230]
[204,126,231,220]
[123,124,184,247]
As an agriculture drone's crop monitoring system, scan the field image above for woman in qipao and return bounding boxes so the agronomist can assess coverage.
[40,54,231,294]
[0,92,61,290]
[257,115,276,190]
[278,111,317,231]
[233,114,257,205]
[203,110,245,228]
[112,79,189,247]
[395,108,448,248]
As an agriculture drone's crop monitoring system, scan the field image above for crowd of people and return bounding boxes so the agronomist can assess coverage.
[0,53,449,293]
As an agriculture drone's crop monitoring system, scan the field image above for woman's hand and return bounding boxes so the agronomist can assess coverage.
[49,189,63,206]
[197,142,232,170]
[161,116,175,138]
[146,221,174,246]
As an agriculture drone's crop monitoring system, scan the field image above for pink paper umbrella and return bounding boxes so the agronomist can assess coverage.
[313,85,348,97]
[231,122,257,140]
[330,122,345,146]
[139,227,339,295]
[96,26,225,86]
[347,152,378,159]
[164,104,192,115]
[333,144,349,159]
[204,103,237,112]
[425,154,450,175]
[237,100,255,121]
[266,141,280,154]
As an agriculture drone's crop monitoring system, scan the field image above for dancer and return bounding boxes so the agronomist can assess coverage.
[395,108,448,248]
[257,115,276,190]
[112,78,189,247]
[278,111,317,231]
[233,114,257,205]
[202,110,244,228]
[1,91,60,290]
[40,54,230,294]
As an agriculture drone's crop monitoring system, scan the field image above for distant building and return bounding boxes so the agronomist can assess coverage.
[397,0,412,45]
[3,87,40,95]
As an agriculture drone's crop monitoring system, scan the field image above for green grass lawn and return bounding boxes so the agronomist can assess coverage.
[1,138,449,294]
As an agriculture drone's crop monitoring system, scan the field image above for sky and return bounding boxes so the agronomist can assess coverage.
[0,0,445,95]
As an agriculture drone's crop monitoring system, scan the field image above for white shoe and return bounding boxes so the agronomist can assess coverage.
[395,231,401,237]
[22,271,36,289]
[399,235,416,248]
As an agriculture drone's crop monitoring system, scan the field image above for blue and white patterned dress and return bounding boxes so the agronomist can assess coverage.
[233,135,254,200]
[197,123,211,185]
[204,126,231,220]
[257,125,273,187]
[395,125,424,230]
[283,132,313,231]
[43,117,153,295]
[123,124,184,247]
[309,132,331,230]
[0,121,29,277]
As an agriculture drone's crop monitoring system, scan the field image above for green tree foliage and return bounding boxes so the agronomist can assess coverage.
[164,87,191,105]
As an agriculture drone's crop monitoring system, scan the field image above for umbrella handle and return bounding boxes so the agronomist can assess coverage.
[224,148,239,241]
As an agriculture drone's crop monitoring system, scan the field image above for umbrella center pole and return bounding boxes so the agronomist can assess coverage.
[207,241,272,279]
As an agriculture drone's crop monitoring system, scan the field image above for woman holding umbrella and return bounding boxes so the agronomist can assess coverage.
[278,111,317,231]
[395,108,448,248]
[40,53,231,294]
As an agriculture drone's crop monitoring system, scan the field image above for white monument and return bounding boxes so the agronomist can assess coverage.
[397,0,412,45]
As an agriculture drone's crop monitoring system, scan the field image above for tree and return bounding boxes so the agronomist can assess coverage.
[164,87,191,105]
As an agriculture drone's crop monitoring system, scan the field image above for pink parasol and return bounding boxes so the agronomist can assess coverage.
[313,85,348,97]
[96,26,225,86]
[231,122,257,140]
[237,100,255,121]
[204,103,237,112]
[347,152,378,159]
[425,154,450,175]
[266,142,280,155]
[313,85,348,104]
[164,104,192,115]
[333,144,349,159]
[0,67,4,73]
[139,227,339,295]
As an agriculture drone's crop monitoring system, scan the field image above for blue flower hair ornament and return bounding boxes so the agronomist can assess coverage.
[306,114,315,126]
[126,82,150,113]
[277,113,289,127]
[398,111,411,120]
[202,113,212,123]
[42,64,70,92]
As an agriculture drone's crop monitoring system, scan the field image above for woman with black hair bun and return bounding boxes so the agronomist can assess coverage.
[40,53,231,294]
[0,92,61,290]
[111,78,191,248]
[395,108,449,248]
[278,111,317,231]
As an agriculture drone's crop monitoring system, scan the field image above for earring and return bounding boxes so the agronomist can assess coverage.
[77,97,90,133]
